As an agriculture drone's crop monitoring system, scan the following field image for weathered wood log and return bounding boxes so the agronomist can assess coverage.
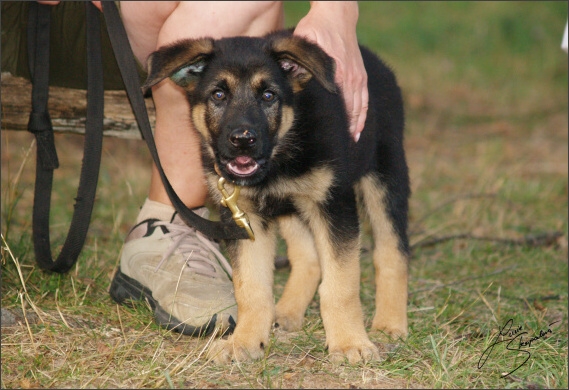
[1,72,154,139]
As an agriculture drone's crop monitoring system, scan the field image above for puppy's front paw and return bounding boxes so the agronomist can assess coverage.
[328,337,380,365]
[208,335,266,364]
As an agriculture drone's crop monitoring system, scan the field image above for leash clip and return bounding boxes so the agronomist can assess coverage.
[217,177,255,241]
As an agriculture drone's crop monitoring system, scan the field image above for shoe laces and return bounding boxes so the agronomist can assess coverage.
[153,220,233,279]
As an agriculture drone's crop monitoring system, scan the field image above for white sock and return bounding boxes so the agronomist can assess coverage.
[135,198,176,223]
[135,198,209,223]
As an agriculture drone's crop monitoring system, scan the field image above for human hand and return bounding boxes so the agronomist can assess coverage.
[37,1,102,11]
[293,2,368,142]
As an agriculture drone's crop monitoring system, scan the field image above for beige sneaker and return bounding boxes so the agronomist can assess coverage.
[110,199,237,337]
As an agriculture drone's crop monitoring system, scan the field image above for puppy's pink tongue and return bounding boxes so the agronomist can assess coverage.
[227,156,259,176]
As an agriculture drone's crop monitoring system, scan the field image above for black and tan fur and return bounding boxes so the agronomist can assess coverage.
[143,30,410,364]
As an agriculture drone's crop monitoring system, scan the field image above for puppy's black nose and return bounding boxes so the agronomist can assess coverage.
[229,128,257,149]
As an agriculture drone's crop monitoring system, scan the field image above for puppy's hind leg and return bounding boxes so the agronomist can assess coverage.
[357,175,409,339]
[275,215,321,332]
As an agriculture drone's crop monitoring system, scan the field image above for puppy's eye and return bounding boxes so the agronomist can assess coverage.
[212,90,226,101]
[262,90,275,102]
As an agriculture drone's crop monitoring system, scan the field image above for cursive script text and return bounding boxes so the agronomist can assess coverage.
[477,318,560,378]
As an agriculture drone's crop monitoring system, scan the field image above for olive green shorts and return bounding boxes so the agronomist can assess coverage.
[1,1,146,90]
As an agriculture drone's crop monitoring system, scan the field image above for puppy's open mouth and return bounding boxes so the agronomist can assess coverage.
[226,156,261,177]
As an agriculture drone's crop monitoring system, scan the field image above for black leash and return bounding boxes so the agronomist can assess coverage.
[27,2,103,273]
[26,2,247,274]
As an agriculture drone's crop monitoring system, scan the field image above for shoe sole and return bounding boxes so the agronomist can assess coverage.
[109,269,235,337]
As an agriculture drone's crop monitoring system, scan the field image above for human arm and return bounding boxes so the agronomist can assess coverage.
[293,1,367,142]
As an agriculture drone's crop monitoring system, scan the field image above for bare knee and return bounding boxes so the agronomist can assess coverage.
[120,1,180,65]
[121,1,284,67]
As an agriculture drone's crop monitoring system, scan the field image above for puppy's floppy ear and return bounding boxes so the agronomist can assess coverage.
[142,38,214,94]
[268,32,337,94]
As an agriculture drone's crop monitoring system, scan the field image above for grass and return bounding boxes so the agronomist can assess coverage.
[2,2,568,388]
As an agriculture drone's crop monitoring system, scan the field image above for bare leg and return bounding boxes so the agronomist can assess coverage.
[110,0,284,339]
[119,1,284,207]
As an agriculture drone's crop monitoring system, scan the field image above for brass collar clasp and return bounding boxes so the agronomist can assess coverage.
[217,176,255,241]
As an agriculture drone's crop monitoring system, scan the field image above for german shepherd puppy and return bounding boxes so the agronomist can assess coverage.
[143,30,410,364]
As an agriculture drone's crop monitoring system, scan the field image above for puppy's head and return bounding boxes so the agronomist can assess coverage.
[143,32,336,186]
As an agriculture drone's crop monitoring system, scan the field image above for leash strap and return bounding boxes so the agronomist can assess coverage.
[101,2,249,240]
[26,2,247,273]
[27,2,104,273]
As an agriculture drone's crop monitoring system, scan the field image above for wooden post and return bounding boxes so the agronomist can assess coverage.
[1,72,155,139]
